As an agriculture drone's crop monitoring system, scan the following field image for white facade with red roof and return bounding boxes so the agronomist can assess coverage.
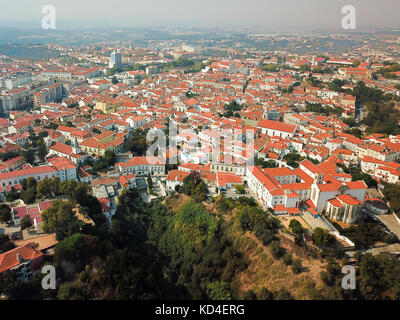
[166,170,190,191]
[116,156,165,176]
[0,166,57,190]
[257,119,297,139]
[247,158,367,223]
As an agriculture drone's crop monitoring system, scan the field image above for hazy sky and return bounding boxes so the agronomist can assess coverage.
[1,0,400,30]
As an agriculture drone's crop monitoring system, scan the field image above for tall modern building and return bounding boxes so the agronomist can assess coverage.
[109,51,122,69]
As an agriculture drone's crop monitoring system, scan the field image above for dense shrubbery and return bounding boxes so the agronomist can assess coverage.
[3,180,400,300]
[320,253,400,300]
[233,197,280,246]
[180,171,208,203]
[126,129,148,156]
[382,183,400,217]
[305,103,343,116]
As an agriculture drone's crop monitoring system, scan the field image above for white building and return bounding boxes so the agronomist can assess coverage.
[116,156,165,176]
[257,119,297,139]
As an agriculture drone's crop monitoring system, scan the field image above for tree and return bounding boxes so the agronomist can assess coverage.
[312,228,335,247]
[193,180,208,203]
[270,241,284,258]
[258,288,274,300]
[37,177,60,199]
[289,219,303,235]
[234,185,245,194]
[345,128,362,139]
[54,233,100,267]
[23,148,35,165]
[20,215,32,230]
[255,157,277,168]
[299,64,311,73]
[283,252,293,266]
[21,177,37,204]
[147,173,153,189]
[343,117,356,127]
[37,141,47,162]
[182,174,195,195]
[104,150,116,167]
[0,150,20,162]
[111,76,119,84]
[126,129,147,156]
[292,259,303,274]
[5,187,19,202]
[72,183,90,205]
[60,180,79,201]
[206,281,232,300]
[41,200,82,241]
[181,171,207,202]
[283,152,303,168]
[0,235,15,253]
[0,204,12,224]
[239,212,251,231]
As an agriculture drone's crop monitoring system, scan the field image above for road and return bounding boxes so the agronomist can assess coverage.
[377,214,400,238]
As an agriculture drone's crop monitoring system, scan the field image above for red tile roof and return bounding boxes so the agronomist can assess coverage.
[345,181,367,190]
[258,119,296,133]
[0,243,43,274]
[167,170,190,182]
[337,194,362,206]
[0,166,56,181]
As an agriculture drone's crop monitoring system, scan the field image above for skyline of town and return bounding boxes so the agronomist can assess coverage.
[2,0,400,30]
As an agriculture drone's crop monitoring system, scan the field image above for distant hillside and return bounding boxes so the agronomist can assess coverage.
[0,44,60,60]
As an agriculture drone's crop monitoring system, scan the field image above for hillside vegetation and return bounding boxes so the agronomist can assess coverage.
[2,189,400,300]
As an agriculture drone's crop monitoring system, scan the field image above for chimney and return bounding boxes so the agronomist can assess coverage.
[16,253,23,263]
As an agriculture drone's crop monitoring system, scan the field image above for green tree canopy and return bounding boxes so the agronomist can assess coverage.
[0,204,12,224]
[41,200,82,241]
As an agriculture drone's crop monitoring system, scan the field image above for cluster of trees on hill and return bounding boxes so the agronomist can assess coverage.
[353,80,400,135]
[86,150,116,173]
[328,79,349,92]
[47,190,249,299]
[177,171,208,203]
[336,163,377,188]
[377,63,400,79]
[362,101,400,136]
[255,158,278,168]
[320,252,400,300]
[0,131,49,166]
[126,129,148,156]
[382,183,400,217]
[305,103,343,116]
[159,57,206,73]
[236,200,280,246]
[283,152,319,169]
[3,178,400,300]
[219,101,244,118]
[353,81,386,104]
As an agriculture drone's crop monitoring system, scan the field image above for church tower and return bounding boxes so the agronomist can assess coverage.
[72,137,81,154]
